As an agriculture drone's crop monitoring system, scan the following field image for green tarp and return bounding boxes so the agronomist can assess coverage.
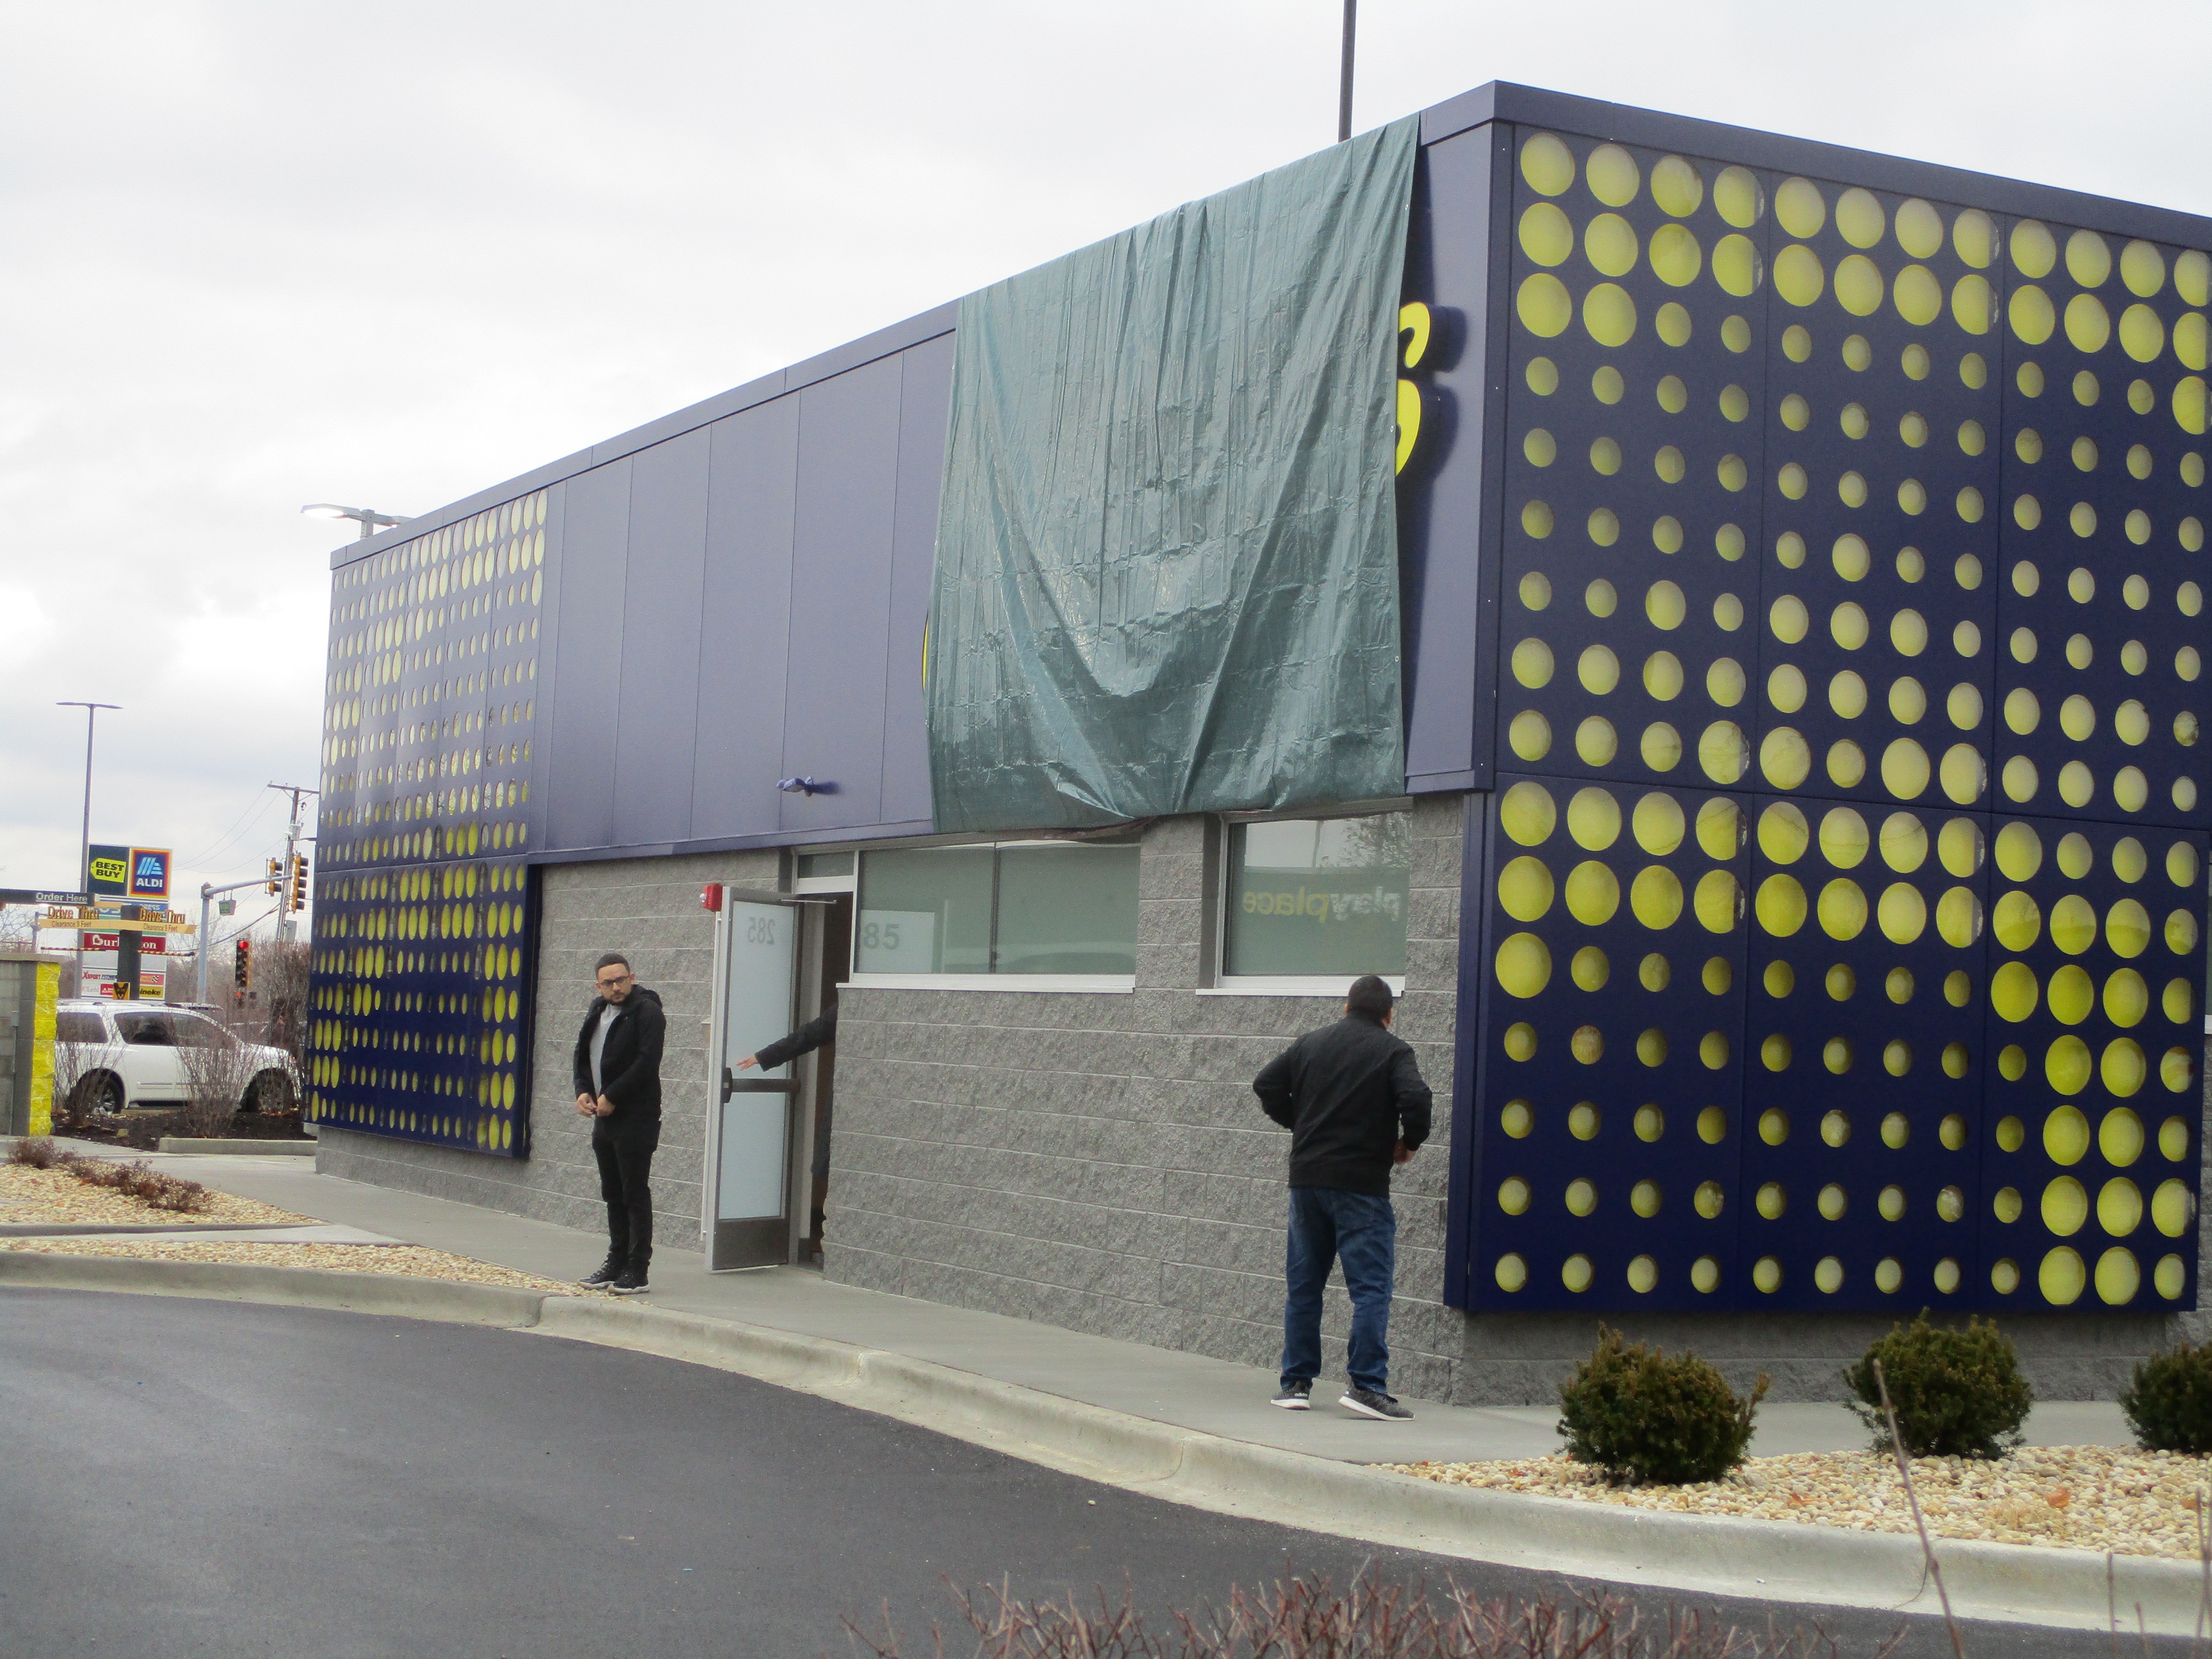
[927,116,1421,833]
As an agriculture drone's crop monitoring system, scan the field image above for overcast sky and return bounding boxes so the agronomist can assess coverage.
[4,0,2207,949]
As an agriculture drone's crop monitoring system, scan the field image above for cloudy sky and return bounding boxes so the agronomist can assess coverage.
[3,0,2206,954]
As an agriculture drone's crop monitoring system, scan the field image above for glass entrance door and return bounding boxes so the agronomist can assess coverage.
[708,896,801,1270]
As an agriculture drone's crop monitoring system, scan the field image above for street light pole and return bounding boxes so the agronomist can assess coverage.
[56,700,119,991]
[301,504,410,540]
[1337,0,1356,143]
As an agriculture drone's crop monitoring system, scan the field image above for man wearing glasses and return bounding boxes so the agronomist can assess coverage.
[572,952,665,1294]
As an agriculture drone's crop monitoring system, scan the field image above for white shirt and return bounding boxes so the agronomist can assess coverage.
[589,1002,620,1095]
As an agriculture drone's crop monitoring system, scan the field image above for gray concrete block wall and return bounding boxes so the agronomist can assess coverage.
[825,798,1467,1401]
[312,797,2209,1410]
[317,848,779,1251]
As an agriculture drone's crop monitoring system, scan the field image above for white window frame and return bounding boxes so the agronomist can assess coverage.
[792,845,858,896]
[839,835,1139,994]
[1206,800,1413,998]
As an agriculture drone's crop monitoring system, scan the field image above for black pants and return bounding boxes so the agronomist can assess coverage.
[592,1118,659,1269]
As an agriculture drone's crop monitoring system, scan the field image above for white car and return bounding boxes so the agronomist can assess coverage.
[53,999,300,1115]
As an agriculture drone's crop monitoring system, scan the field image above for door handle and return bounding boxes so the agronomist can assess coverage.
[720,1066,734,1105]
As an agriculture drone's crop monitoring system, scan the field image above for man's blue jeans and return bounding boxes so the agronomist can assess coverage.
[1279,1187,1396,1394]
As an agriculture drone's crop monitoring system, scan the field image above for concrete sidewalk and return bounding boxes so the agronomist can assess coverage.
[40,1140,2131,1465]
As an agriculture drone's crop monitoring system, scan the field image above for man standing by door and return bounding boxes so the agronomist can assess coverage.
[574,952,665,1294]
[1253,973,1431,1420]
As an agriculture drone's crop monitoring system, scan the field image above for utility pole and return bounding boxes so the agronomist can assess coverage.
[1337,0,1356,143]
[268,782,319,942]
[56,700,119,990]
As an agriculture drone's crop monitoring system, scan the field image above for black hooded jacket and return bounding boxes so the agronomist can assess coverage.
[571,986,665,1124]
[754,1003,836,1071]
[1253,1013,1432,1197]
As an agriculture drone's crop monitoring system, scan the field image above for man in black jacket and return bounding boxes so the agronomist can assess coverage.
[572,952,665,1294]
[736,1003,838,1251]
[1252,973,1432,1420]
[735,1003,835,1074]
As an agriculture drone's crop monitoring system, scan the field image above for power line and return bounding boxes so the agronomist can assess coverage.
[183,790,279,867]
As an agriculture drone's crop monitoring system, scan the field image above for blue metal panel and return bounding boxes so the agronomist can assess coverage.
[307,489,552,1156]
[589,370,786,468]
[528,483,568,845]
[690,398,801,842]
[546,460,632,852]
[1465,772,1751,1311]
[1975,814,2205,1313]
[880,334,956,827]
[1492,126,1771,799]
[1736,798,1991,1312]
[613,428,711,846]
[1990,224,2212,832]
[783,303,957,397]
[779,354,905,833]
[1401,123,1502,793]
[1748,179,2003,817]
[1448,122,2209,1313]
[1444,791,1490,1308]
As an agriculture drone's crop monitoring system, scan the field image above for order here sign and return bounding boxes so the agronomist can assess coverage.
[88,845,170,902]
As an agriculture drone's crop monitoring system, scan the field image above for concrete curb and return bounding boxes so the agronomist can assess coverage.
[154,1138,316,1156]
[0,1220,330,1237]
[8,1260,2204,1635]
[529,1299,2209,1637]
[0,1251,545,1327]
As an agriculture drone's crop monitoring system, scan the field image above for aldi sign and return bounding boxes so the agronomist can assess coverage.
[128,849,170,900]
[88,844,171,901]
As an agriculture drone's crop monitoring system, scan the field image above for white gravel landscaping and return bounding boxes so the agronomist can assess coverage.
[1389,1446,2212,1560]
[0,1163,307,1228]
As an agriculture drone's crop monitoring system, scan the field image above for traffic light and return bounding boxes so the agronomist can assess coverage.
[234,937,252,988]
[289,854,310,913]
[265,857,283,896]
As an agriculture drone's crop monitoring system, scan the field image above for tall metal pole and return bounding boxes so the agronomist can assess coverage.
[57,701,119,992]
[268,782,319,943]
[1337,0,1356,143]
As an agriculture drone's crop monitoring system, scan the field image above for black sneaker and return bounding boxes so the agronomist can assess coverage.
[1339,1386,1413,1421]
[580,1255,624,1288]
[1271,1380,1312,1410]
[609,1267,650,1296]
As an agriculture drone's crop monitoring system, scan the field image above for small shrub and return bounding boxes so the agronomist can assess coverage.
[1846,1311,2032,1458]
[26,1149,210,1214]
[1556,1326,1767,1486]
[8,1137,63,1169]
[178,1014,257,1138]
[101,1161,209,1213]
[2122,1343,2212,1452]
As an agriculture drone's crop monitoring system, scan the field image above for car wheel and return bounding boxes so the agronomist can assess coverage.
[244,1071,294,1115]
[77,1073,125,1116]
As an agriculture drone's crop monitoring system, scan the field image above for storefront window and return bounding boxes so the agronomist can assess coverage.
[855,840,1139,978]
[1222,813,1410,978]
[854,846,994,972]
[995,844,1140,975]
